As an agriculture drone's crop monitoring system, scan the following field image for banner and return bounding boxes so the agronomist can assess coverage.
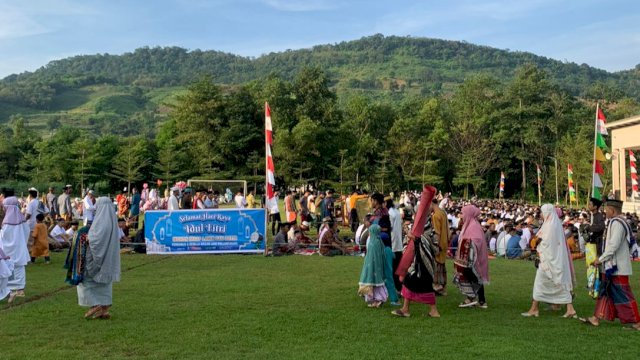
[144,209,267,254]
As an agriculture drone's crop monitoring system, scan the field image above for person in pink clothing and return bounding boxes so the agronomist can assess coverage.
[453,205,490,308]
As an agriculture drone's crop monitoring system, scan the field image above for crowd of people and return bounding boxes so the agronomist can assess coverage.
[0,182,263,315]
[2,181,640,330]
[267,185,640,330]
[0,186,121,319]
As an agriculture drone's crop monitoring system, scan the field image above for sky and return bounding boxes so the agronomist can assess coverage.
[0,0,639,77]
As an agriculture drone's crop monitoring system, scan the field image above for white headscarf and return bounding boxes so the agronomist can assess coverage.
[86,197,121,284]
[536,204,573,291]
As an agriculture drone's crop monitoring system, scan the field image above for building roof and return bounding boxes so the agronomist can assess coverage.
[606,114,640,130]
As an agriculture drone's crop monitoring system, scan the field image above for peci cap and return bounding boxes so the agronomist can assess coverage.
[604,199,623,211]
[589,197,603,208]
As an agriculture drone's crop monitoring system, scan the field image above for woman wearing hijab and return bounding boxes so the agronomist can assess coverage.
[454,205,490,308]
[72,197,121,319]
[522,204,577,318]
[357,224,388,308]
[392,185,440,318]
[0,192,31,303]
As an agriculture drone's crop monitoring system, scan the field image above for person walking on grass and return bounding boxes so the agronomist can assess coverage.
[431,198,451,296]
[358,224,388,308]
[46,187,58,220]
[453,204,490,309]
[268,191,281,237]
[1,189,30,304]
[284,190,297,223]
[67,197,121,320]
[392,185,440,318]
[30,214,50,264]
[521,204,577,318]
[580,199,640,330]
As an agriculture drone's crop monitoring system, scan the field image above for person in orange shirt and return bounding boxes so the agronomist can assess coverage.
[30,213,50,264]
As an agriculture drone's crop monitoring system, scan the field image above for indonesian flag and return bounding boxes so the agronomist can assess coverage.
[265,102,276,209]
[597,107,608,136]
[592,105,608,200]
[631,150,639,198]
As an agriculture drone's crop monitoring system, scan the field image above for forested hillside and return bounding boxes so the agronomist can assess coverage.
[1,35,639,200]
[1,34,639,130]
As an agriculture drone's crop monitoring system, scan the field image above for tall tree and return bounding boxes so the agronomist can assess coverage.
[448,76,500,198]
[109,138,151,196]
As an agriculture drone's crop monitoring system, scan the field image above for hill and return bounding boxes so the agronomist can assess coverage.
[1,34,639,134]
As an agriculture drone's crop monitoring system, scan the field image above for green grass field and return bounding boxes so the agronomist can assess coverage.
[1,251,639,359]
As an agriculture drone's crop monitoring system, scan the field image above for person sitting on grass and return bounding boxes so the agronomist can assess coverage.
[355,215,373,253]
[506,228,522,259]
[118,218,131,247]
[49,218,71,250]
[66,220,79,240]
[272,222,294,256]
[319,220,351,256]
[30,214,50,264]
[290,221,313,248]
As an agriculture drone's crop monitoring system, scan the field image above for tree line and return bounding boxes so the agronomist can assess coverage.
[1,64,639,203]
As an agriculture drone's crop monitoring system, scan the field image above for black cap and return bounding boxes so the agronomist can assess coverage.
[589,197,603,208]
[604,199,623,211]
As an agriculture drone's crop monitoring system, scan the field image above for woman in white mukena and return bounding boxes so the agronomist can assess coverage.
[521,204,577,318]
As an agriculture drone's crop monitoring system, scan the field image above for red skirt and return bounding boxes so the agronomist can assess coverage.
[401,286,435,305]
[594,275,640,324]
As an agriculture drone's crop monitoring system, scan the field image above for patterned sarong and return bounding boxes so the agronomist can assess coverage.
[594,275,640,324]
[434,262,447,288]
[64,226,89,285]
[585,243,600,299]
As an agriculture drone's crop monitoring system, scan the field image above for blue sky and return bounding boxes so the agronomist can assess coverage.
[0,0,638,77]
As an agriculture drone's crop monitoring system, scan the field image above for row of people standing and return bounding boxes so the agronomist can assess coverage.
[359,189,640,330]
[1,187,121,320]
[358,186,464,315]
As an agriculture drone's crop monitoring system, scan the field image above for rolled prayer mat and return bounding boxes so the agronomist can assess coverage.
[410,185,437,238]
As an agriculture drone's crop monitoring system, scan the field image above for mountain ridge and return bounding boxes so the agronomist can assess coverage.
[1,34,638,132]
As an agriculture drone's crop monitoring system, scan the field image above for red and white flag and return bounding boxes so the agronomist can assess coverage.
[631,150,638,198]
[265,102,277,209]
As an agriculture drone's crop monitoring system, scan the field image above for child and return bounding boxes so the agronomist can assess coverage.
[30,213,50,264]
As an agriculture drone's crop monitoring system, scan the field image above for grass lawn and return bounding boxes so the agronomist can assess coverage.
[2,251,640,359]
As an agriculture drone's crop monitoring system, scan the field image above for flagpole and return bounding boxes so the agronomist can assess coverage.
[537,164,541,206]
[265,102,269,211]
[264,102,269,254]
[591,103,599,199]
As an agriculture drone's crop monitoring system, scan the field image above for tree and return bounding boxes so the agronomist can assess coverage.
[493,64,555,199]
[109,138,151,196]
[448,76,499,197]
[557,126,593,206]
[172,76,225,175]
[388,98,446,189]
